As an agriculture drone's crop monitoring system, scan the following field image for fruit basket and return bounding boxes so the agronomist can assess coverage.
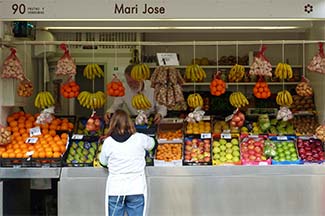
[267,136,302,165]
[63,136,99,167]
[76,117,105,136]
[54,115,77,134]
[212,134,241,166]
[184,119,211,135]
[240,136,271,165]
[154,143,183,167]
[296,137,324,164]
[183,136,212,166]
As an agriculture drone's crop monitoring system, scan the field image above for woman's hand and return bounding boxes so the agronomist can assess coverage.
[104,112,111,124]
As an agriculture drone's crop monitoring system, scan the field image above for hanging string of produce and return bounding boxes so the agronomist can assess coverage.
[77,42,106,109]
[55,43,76,76]
[249,44,272,77]
[1,47,24,80]
[253,76,271,99]
[106,43,125,97]
[307,42,325,74]
[210,42,226,96]
[129,44,151,81]
[229,42,249,108]
[34,43,55,109]
[17,42,33,97]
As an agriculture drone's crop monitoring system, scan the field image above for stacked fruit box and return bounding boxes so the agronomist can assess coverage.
[267,136,302,165]
[183,118,212,165]
[212,134,241,165]
[296,137,324,164]
[154,121,184,167]
[240,136,272,165]
[63,136,99,167]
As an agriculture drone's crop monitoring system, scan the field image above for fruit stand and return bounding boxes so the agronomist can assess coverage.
[1,0,325,214]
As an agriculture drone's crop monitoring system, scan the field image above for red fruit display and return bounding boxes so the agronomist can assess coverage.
[296,138,324,162]
[240,137,271,165]
[184,138,211,164]
[230,111,245,128]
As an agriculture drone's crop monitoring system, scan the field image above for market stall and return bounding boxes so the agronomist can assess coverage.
[1,0,325,215]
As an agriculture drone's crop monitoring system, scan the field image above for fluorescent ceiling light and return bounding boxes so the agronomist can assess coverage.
[45,26,301,30]
[1,18,320,21]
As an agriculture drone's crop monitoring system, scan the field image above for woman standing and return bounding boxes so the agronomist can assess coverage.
[99,109,155,216]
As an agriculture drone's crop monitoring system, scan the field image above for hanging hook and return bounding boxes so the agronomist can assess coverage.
[282,40,285,63]
[236,41,239,64]
[216,41,219,71]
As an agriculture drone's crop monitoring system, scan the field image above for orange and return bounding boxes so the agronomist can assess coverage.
[38,151,46,158]
[60,146,66,153]
[45,151,53,158]
[45,147,52,152]
[61,133,68,139]
[32,152,39,158]
[14,149,21,154]
[54,135,60,142]
[11,127,19,133]
[2,152,9,158]
[8,152,16,158]
[49,130,56,137]
[53,152,61,158]
[16,152,23,158]
[13,143,20,149]
[52,146,60,153]
[68,123,74,130]
[9,121,18,127]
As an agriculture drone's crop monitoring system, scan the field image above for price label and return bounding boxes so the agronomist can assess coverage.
[30,126,41,137]
[202,116,211,121]
[26,137,38,144]
[72,134,84,140]
[259,162,269,166]
[277,136,288,141]
[225,114,233,122]
[221,133,231,139]
[157,53,179,66]
[201,133,211,139]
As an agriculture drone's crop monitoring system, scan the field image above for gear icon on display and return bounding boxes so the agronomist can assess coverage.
[304,4,313,13]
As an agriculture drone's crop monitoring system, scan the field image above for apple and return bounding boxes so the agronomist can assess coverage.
[185,140,192,146]
[185,155,191,161]
[185,146,192,151]
[248,144,255,150]
[249,155,256,161]
[254,146,262,153]
[192,138,198,144]
[204,156,210,162]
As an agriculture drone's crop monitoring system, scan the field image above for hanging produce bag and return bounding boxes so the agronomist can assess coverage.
[307,42,325,74]
[0,125,11,146]
[253,76,271,99]
[17,78,33,97]
[315,123,325,142]
[249,45,272,77]
[295,76,313,97]
[210,71,226,96]
[106,74,125,97]
[60,77,80,98]
[1,48,24,80]
[55,43,76,76]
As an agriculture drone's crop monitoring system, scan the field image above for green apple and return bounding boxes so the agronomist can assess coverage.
[226,149,233,154]
[279,157,285,162]
[220,146,227,151]
[288,142,295,148]
[231,139,239,145]
[213,141,220,147]
[213,154,220,160]
[219,139,227,145]
[226,154,233,160]
[220,152,226,157]
[284,150,291,155]
[220,156,227,162]
[289,148,296,153]
[226,143,233,148]
[232,146,240,151]
[226,159,233,163]
[279,153,285,158]
[213,147,221,154]
[232,151,240,157]
[277,148,284,153]
[233,157,240,162]
[274,156,279,161]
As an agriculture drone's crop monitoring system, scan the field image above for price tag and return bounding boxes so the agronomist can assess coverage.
[72,134,84,140]
[225,114,233,122]
[277,136,288,141]
[29,126,41,137]
[26,137,38,144]
[259,162,269,166]
[157,53,179,66]
[221,133,231,139]
[202,116,211,121]
[201,133,211,139]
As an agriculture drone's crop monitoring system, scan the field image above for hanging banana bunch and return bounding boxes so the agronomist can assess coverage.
[83,64,104,80]
[276,90,293,106]
[130,64,151,81]
[187,93,204,109]
[131,93,152,110]
[77,91,106,109]
[185,64,206,82]
[34,91,55,109]
[229,92,249,108]
[274,63,293,80]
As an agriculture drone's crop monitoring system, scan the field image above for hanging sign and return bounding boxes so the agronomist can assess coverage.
[0,0,325,20]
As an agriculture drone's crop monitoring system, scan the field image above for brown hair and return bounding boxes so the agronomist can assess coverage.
[124,64,135,76]
[107,109,136,136]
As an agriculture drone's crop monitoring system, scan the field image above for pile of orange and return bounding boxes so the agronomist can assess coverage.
[60,80,80,98]
[0,133,68,159]
[158,130,183,140]
[253,81,271,99]
[0,111,74,159]
[106,80,125,97]
[155,143,182,162]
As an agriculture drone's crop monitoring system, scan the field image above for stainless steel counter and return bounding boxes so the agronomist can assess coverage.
[0,168,61,179]
[2,166,325,216]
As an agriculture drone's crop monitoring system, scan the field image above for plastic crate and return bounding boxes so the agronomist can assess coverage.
[1,158,32,167]
[212,134,241,166]
[154,143,183,167]
[268,136,302,165]
[240,136,271,165]
[63,136,99,167]
[183,135,212,166]
[296,137,324,164]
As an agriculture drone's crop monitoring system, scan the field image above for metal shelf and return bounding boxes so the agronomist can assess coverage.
[182,82,299,86]
[149,65,303,69]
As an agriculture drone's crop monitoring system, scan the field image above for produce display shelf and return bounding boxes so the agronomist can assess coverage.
[183,82,299,86]
[149,65,303,69]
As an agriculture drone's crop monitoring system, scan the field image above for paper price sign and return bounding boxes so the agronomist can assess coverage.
[29,126,41,137]
[221,133,231,139]
[157,53,179,66]
[201,133,211,139]
[72,134,84,140]
[225,114,233,122]
[26,137,38,144]
[277,136,288,141]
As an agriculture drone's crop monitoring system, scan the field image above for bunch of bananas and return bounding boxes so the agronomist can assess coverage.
[228,64,245,82]
[187,93,204,108]
[274,63,293,80]
[185,64,206,82]
[34,91,55,109]
[83,64,104,80]
[130,64,151,81]
[77,91,106,109]
[131,93,152,110]
[276,90,293,106]
[229,92,249,108]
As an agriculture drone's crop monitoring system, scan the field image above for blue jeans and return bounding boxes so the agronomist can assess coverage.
[109,194,144,216]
